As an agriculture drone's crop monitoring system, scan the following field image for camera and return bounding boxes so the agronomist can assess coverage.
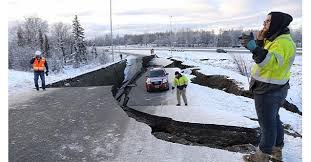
[238,32,254,40]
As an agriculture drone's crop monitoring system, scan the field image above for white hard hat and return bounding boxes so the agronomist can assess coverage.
[35,51,42,56]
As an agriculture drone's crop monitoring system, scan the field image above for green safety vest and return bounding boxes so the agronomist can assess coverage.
[251,34,296,85]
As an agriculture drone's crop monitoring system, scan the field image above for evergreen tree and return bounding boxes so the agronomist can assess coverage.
[72,15,87,67]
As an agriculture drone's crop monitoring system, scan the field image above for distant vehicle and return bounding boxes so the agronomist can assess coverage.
[145,67,169,92]
[232,45,241,48]
[216,49,227,53]
[169,48,185,52]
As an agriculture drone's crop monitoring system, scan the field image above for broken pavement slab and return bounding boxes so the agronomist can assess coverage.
[9,86,130,162]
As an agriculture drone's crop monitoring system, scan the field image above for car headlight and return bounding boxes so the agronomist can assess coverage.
[162,78,168,83]
[146,78,151,84]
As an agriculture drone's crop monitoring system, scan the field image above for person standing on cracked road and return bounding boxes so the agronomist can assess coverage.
[240,12,296,162]
[172,71,188,106]
[30,50,49,91]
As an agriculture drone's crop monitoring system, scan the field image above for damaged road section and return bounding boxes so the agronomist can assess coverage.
[46,61,127,96]
[190,69,302,115]
[165,59,301,115]
[115,57,263,154]
[166,58,195,69]
[121,106,260,153]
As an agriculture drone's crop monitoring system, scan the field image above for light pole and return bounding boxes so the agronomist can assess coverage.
[118,25,120,53]
[110,0,114,61]
[170,16,173,57]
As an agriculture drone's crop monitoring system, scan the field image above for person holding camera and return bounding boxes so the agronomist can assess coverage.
[172,71,188,106]
[30,50,49,91]
[241,12,296,162]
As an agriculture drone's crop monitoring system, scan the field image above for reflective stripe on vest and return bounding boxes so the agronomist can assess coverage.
[251,34,296,85]
[33,57,46,71]
[258,52,285,67]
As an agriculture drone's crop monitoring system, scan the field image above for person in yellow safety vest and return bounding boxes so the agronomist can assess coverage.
[172,71,188,106]
[241,12,296,162]
[30,51,49,91]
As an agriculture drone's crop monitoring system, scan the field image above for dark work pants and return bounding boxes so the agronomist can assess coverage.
[254,86,288,154]
[34,71,45,89]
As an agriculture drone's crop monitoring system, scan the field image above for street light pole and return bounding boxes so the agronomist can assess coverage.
[170,16,172,57]
[110,0,114,61]
[118,25,120,53]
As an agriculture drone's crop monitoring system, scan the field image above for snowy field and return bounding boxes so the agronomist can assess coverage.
[128,51,302,162]
[120,49,302,111]
[8,49,302,161]
[8,56,125,96]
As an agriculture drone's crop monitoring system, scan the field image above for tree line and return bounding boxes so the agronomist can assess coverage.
[9,15,108,72]
[89,27,302,48]
[9,15,302,72]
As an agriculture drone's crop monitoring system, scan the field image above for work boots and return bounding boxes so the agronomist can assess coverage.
[271,146,283,161]
[243,148,270,162]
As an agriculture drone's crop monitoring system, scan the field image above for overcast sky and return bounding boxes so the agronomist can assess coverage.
[8,0,302,38]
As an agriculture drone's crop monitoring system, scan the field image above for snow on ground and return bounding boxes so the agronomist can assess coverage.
[114,118,246,162]
[120,49,302,111]
[149,57,173,67]
[8,48,302,161]
[123,50,302,161]
[8,57,125,96]
[133,71,302,134]
[185,59,250,90]
[131,70,302,161]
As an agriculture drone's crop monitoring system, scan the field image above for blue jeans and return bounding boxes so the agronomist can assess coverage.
[254,86,288,154]
[34,71,45,89]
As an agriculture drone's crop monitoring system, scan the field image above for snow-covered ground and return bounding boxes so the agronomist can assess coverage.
[8,49,302,161]
[122,49,302,161]
[120,49,302,111]
[131,67,302,162]
[115,118,248,162]
[8,58,124,96]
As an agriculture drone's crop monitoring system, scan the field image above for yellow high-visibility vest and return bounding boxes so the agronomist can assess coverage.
[251,34,296,85]
[173,75,188,87]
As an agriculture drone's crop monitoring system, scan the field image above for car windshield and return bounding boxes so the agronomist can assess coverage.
[149,70,165,77]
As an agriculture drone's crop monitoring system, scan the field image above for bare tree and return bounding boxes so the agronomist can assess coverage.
[231,54,251,83]
[23,16,48,48]
[16,26,25,47]
[51,22,71,64]
[43,34,50,57]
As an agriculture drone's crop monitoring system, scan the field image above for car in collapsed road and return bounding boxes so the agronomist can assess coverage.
[145,67,169,92]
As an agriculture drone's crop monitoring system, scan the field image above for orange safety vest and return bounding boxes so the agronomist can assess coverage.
[33,57,46,71]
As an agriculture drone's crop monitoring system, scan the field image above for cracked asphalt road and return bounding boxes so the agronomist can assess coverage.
[9,86,130,162]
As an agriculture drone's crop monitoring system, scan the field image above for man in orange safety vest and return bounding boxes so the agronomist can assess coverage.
[30,51,49,91]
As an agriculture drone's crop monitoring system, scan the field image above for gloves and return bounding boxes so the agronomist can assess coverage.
[240,32,257,52]
[45,71,49,76]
